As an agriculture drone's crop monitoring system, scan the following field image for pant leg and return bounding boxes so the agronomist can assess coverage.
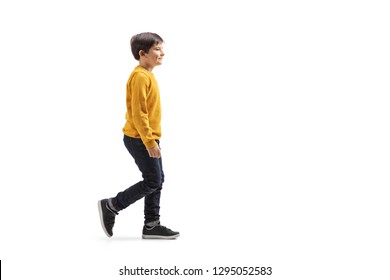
[110,135,163,223]
[144,156,164,223]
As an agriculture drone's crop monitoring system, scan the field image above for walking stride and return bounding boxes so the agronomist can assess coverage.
[98,32,179,239]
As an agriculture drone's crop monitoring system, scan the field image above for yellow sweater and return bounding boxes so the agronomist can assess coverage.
[122,66,161,149]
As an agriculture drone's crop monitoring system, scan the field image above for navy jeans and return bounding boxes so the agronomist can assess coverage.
[111,135,164,224]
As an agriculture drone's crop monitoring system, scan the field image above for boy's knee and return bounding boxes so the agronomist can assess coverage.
[143,177,163,191]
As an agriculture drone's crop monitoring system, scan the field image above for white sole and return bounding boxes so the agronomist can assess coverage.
[142,234,180,239]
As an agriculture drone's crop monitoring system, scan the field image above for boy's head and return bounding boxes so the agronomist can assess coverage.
[130,32,164,61]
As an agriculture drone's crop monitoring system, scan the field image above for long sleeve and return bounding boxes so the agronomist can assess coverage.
[130,73,157,149]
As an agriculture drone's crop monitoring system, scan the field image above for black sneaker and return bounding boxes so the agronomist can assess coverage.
[98,199,118,237]
[142,223,180,239]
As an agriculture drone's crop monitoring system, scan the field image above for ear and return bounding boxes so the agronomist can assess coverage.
[139,50,146,57]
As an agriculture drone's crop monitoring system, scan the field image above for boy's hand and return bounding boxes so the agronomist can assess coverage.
[147,146,161,158]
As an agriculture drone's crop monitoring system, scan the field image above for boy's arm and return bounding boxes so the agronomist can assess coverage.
[130,73,158,151]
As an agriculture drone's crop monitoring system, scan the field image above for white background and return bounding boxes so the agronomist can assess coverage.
[0,0,389,279]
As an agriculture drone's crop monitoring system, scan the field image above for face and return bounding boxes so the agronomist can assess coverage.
[140,42,165,68]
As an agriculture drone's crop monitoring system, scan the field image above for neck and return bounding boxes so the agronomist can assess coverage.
[139,62,154,72]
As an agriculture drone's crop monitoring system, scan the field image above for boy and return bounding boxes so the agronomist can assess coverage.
[98,32,179,239]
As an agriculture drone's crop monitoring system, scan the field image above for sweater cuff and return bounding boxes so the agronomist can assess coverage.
[144,139,157,150]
